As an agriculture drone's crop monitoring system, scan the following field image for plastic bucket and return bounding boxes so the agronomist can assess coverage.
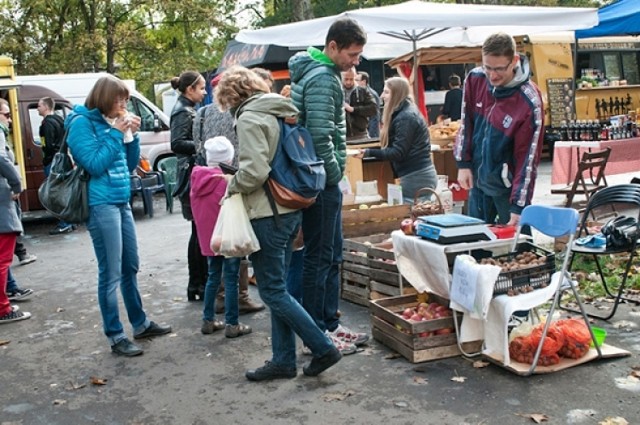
[590,326,607,347]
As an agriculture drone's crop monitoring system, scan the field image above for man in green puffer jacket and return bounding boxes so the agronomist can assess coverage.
[288,18,370,355]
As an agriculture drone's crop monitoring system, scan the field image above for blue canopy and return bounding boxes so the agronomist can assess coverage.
[575,0,640,38]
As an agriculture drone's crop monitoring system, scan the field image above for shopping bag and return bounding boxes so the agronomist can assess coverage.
[37,136,89,224]
[210,193,260,257]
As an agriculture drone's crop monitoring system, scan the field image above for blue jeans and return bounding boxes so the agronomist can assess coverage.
[203,256,241,325]
[285,249,303,303]
[250,211,333,369]
[6,268,17,292]
[302,185,342,332]
[468,187,511,225]
[87,204,149,345]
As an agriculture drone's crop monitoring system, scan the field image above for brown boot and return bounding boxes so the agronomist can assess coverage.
[239,260,265,315]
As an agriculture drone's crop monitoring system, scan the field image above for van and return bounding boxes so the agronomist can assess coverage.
[15,73,174,170]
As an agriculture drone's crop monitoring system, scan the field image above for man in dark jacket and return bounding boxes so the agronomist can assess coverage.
[357,71,380,138]
[342,67,376,140]
[454,32,544,226]
[37,97,74,235]
[441,74,462,121]
[289,18,370,356]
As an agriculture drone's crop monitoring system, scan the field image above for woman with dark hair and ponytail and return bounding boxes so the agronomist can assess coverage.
[169,71,207,301]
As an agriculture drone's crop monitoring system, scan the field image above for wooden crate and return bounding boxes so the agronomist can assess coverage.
[367,244,414,298]
[341,235,389,306]
[369,294,482,363]
[341,203,410,238]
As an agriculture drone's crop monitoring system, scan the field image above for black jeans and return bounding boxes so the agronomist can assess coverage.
[188,221,208,291]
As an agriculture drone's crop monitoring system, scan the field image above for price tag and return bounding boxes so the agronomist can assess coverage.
[450,256,479,313]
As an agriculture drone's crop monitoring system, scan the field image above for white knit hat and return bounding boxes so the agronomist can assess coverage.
[204,136,234,166]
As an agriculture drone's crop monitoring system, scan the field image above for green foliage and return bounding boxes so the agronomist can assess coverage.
[0,0,238,98]
[570,252,640,300]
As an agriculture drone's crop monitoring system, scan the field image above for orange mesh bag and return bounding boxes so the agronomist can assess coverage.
[556,319,592,359]
[526,323,564,366]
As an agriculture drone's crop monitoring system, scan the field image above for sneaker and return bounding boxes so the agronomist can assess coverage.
[49,224,74,235]
[329,324,369,347]
[7,288,33,302]
[303,346,342,377]
[133,321,172,339]
[245,361,297,382]
[225,323,252,338]
[201,319,225,334]
[0,308,31,324]
[18,253,37,266]
[111,338,143,357]
[326,331,357,356]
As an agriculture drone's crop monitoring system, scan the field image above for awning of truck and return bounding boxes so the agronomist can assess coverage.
[0,79,22,90]
[575,0,640,39]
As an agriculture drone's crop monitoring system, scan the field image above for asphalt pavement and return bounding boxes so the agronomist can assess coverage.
[2,159,640,425]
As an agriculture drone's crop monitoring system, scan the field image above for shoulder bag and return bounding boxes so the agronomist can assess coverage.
[38,119,90,224]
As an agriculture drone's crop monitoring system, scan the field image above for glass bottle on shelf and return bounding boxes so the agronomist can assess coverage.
[560,120,569,141]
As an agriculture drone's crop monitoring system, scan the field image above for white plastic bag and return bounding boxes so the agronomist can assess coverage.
[210,193,260,257]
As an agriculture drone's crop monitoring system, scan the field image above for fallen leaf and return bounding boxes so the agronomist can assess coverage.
[0,339,10,346]
[599,417,629,425]
[384,352,402,360]
[515,413,549,423]
[413,376,427,385]
[90,376,108,386]
[56,307,65,312]
[53,399,67,406]
[66,381,86,390]
[322,389,355,402]
[630,370,640,379]
[451,376,466,383]
[473,360,489,368]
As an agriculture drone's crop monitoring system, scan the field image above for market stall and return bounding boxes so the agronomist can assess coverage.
[551,137,640,185]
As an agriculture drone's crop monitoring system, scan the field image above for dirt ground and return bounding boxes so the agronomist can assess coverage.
[2,163,640,425]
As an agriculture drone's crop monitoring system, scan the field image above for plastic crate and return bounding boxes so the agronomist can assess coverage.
[491,242,555,296]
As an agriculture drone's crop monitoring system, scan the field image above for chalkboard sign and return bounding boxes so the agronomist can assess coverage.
[547,78,574,128]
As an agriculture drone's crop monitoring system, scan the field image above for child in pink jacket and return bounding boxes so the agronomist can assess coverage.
[190,136,252,338]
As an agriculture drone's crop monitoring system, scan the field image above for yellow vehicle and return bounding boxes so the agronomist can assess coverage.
[0,56,73,213]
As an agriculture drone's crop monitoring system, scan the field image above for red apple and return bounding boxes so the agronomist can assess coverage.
[427,302,440,312]
[435,328,454,335]
[402,308,414,319]
[409,313,422,322]
[400,218,414,235]
[419,332,432,338]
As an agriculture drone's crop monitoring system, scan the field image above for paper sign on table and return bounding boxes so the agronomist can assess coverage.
[450,256,478,313]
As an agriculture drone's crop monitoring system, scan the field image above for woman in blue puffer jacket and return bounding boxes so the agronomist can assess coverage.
[66,75,171,357]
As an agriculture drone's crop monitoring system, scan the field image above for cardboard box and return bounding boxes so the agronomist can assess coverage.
[431,148,459,184]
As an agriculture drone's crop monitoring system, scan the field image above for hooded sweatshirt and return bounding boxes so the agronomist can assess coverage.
[288,47,346,186]
[227,92,300,220]
[454,56,544,215]
[190,165,227,256]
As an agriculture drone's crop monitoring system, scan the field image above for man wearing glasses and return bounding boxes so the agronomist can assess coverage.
[454,32,544,227]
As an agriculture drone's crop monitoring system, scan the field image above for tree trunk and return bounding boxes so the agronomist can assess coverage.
[292,0,313,22]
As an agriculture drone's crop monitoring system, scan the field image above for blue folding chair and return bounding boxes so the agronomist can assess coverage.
[483,205,602,375]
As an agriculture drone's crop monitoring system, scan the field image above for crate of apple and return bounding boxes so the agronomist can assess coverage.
[398,302,454,337]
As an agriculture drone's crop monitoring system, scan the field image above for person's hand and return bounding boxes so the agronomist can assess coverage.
[344,103,353,113]
[457,169,474,190]
[354,149,365,159]
[214,173,233,182]
[507,213,520,227]
[128,114,141,134]
[11,192,20,201]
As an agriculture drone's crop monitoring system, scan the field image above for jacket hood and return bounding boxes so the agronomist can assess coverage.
[65,104,106,126]
[288,47,335,84]
[492,55,531,98]
[236,93,299,120]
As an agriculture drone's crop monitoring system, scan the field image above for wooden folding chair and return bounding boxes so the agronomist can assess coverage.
[551,147,611,208]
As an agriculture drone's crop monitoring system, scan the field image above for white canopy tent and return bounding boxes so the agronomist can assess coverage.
[236,1,598,97]
[237,1,598,60]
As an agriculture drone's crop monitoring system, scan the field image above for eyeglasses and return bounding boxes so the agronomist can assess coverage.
[0,112,10,118]
[482,63,512,74]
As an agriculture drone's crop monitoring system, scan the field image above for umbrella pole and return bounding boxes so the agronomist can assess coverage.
[412,34,419,106]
